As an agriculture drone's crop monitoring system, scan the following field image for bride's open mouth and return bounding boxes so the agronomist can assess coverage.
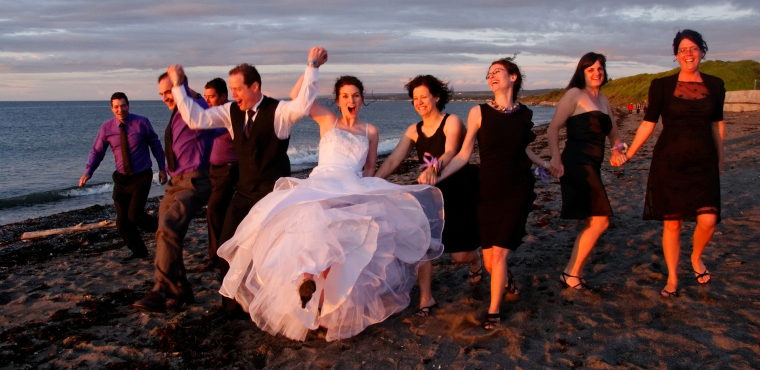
[347,105,356,114]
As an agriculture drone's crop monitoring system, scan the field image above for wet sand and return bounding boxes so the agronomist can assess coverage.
[1,109,759,369]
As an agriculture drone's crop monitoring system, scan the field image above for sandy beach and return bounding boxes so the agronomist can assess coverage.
[1,108,759,369]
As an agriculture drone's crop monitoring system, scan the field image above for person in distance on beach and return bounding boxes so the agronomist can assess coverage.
[131,74,215,313]
[624,29,725,298]
[213,74,444,341]
[375,74,482,317]
[546,52,627,290]
[166,46,327,323]
[80,92,167,262]
[202,78,238,271]
[419,57,546,330]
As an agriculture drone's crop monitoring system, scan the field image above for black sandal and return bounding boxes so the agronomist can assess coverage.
[505,270,519,295]
[560,272,590,290]
[415,303,438,317]
[694,269,711,285]
[484,313,500,330]
[466,266,484,284]
[660,289,679,298]
[298,279,317,308]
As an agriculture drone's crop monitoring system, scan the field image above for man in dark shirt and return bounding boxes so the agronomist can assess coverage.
[80,92,167,262]
[203,78,238,270]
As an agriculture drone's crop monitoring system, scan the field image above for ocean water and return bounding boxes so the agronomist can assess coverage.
[0,100,554,225]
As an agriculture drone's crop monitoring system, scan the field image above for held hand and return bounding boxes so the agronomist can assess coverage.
[158,170,168,185]
[610,151,628,167]
[167,64,185,85]
[417,168,438,185]
[79,174,90,187]
[548,157,564,178]
[308,46,328,67]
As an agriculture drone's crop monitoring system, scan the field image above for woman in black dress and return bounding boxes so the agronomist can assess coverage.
[625,30,725,297]
[376,75,482,316]
[420,58,545,329]
[547,53,627,290]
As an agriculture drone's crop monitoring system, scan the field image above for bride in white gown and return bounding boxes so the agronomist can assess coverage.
[217,75,444,341]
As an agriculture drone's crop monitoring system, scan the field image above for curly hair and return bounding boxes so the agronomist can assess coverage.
[672,29,708,56]
[333,75,364,101]
[490,56,524,101]
[404,75,453,111]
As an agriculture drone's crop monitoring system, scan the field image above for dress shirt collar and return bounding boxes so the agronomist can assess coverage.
[113,113,131,127]
[246,95,264,119]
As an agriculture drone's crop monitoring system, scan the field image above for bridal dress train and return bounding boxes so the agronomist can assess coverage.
[217,124,444,341]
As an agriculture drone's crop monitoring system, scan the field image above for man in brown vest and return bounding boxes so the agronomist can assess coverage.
[168,46,327,321]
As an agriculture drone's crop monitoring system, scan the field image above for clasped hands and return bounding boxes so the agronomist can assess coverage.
[166,46,328,85]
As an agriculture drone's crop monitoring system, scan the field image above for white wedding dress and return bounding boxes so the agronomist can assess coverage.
[217,123,444,341]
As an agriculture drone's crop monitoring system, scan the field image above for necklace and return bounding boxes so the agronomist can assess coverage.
[489,100,520,114]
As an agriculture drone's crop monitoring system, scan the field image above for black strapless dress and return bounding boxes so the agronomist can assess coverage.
[559,111,613,219]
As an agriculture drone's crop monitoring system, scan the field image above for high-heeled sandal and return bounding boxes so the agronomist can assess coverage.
[483,313,500,330]
[298,279,317,308]
[505,270,519,295]
[560,272,590,290]
[415,303,438,317]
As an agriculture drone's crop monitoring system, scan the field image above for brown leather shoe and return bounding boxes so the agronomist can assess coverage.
[131,291,167,313]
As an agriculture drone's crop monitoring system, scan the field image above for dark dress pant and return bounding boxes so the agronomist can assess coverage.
[153,171,211,300]
[112,169,157,255]
[206,162,239,264]
[217,182,275,310]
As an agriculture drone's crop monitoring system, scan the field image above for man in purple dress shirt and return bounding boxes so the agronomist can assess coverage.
[80,92,167,262]
[132,74,216,313]
[203,78,238,271]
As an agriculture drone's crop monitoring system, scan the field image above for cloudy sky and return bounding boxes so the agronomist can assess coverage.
[1,0,758,101]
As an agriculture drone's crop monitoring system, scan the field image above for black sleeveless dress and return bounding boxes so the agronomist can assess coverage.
[643,75,724,222]
[559,111,613,219]
[476,104,537,250]
[415,114,480,253]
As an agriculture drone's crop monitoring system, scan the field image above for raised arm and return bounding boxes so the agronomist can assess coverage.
[286,72,334,135]
[168,65,232,133]
[547,88,581,178]
[419,105,480,185]
[274,46,328,138]
[374,124,417,179]
[363,124,380,177]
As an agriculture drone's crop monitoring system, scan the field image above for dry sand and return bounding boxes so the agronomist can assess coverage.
[1,109,759,369]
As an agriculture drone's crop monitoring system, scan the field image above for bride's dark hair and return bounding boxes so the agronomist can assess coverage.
[333,76,365,101]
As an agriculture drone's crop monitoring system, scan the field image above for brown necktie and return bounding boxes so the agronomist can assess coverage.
[245,109,255,139]
[119,122,133,175]
[165,108,178,172]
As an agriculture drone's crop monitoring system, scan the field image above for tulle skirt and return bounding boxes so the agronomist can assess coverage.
[218,165,444,341]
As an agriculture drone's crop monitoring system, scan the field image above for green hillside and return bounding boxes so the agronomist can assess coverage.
[522,59,760,107]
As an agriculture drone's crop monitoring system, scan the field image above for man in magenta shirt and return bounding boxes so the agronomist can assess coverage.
[202,78,238,271]
[132,75,215,313]
[80,92,167,262]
